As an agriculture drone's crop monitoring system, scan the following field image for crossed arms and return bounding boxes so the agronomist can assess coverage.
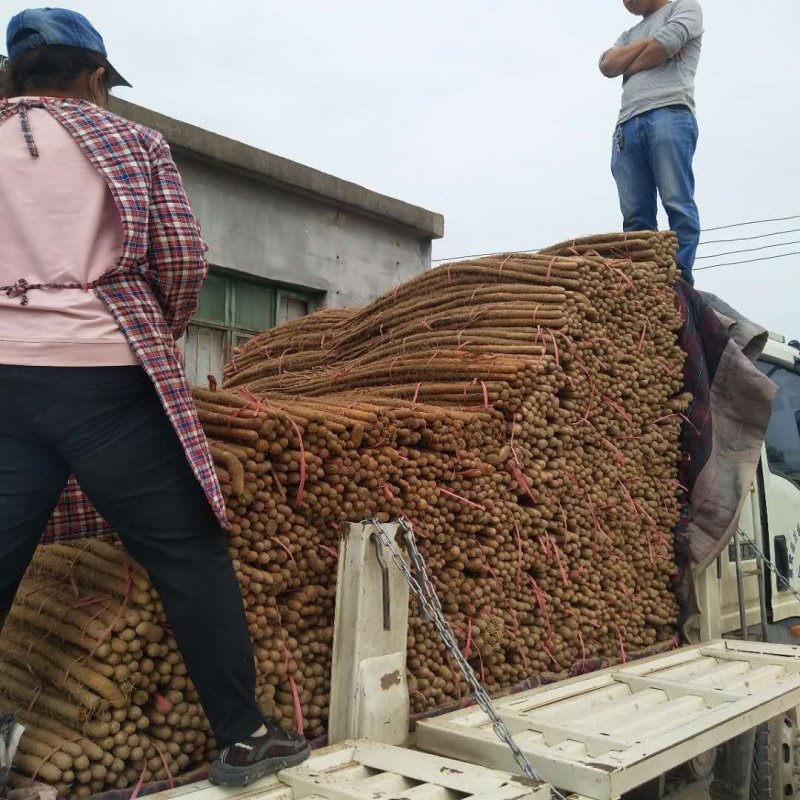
[599,1,702,79]
[599,39,669,78]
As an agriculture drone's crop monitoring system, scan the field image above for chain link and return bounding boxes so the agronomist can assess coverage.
[737,528,800,606]
[369,517,566,799]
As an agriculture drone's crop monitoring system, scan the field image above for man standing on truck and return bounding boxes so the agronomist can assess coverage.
[599,0,704,285]
[0,7,308,786]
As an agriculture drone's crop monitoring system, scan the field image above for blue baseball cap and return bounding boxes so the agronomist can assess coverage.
[6,7,131,87]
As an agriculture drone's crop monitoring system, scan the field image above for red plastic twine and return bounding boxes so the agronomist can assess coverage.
[541,642,562,671]
[577,628,587,666]
[613,622,628,663]
[602,395,635,428]
[154,743,175,789]
[547,330,560,368]
[274,613,304,736]
[529,576,553,646]
[288,418,306,508]
[475,648,486,683]
[437,486,486,512]
[513,523,523,595]
[129,767,147,800]
[545,533,570,588]
[240,387,265,416]
[464,617,474,659]
[271,536,297,566]
[510,464,537,507]
[269,462,287,501]
[318,544,339,560]
[154,692,171,714]
[289,675,304,735]
[638,319,649,353]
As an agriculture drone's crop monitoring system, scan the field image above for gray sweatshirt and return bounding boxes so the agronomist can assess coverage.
[610,0,704,125]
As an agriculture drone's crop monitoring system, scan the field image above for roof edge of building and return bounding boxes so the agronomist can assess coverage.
[110,98,444,240]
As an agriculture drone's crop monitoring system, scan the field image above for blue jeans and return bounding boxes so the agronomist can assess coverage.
[611,106,700,285]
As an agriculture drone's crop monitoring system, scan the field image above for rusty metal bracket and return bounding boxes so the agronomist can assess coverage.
[370,533,391,631]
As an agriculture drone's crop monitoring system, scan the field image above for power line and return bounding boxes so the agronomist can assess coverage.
[701,214,800,233]
[432,248,529,263]
[696,239,800,260]
[429,245,800,273]
[698,227,800,247]
[694,251,800,272]
[433,214,800,264]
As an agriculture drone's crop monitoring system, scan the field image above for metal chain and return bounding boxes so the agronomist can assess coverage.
[370,517,566,799]
[737,528,800,606]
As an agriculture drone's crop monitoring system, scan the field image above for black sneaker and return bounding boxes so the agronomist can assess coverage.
[210,718,310,787]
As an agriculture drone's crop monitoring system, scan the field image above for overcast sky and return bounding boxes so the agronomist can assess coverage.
[5,1,798,337]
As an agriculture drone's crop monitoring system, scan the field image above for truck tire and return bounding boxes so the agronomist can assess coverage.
[750,712,797,800]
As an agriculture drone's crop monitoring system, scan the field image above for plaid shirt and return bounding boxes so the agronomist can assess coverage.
[0,97,227,541]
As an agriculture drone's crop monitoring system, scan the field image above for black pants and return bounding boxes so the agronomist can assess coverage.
[0,365,263,747]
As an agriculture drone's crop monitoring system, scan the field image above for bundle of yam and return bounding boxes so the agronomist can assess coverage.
[0,540,211,797]
[2,231,688,796]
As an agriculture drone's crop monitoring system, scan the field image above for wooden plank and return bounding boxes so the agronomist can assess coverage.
[668,660,750,687]
[704,639,800,659]
[701,648,800,674]
[656,656,730,680]
[423,646,710,734]
[144,778,292,800]
[517,684,631,724]
[604,695,708,742]
[397,786,455,800]
[564,689,669,730]
[468,786,550,800]
[418,719,612,798]
[722,665,790,694]
[650,657,747,683]
[600,679,800,770]
[496,674,620,715]
[496,645,719,723]
[291,743,357,772]
[601,685,800,797]
[279,740,550,799]
[498,713,629,756]
[352,741,547,794]
[612,675,743,705]
[278,778,363,800]
[352,771,416,793]
[418,642,800,799]
[610,647,710,677]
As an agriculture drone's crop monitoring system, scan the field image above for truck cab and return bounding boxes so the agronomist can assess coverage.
[698,335,800,642]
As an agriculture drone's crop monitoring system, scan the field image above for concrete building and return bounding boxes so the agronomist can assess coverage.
[111,98,444,385]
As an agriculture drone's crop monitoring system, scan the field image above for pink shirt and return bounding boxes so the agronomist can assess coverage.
[0,99,138,366]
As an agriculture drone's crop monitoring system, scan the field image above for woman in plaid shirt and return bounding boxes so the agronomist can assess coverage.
[0,7,308,786]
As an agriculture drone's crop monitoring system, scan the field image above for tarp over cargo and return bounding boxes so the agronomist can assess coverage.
[675,284,777,635]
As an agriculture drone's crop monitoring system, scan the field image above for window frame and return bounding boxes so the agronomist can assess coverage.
[757,357,800,486]
[183,271,321,383]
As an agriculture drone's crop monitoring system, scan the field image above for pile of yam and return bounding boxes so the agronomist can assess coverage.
[1,231,688,796]
[0,541,211,797]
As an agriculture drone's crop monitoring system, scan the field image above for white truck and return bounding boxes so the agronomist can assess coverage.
[143,338,800,800]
